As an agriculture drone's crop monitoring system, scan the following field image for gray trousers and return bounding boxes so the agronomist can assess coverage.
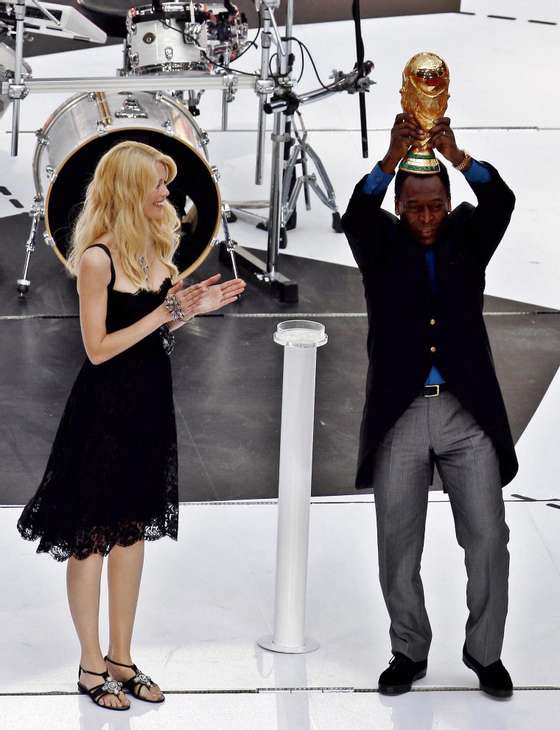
[371,389,510,666]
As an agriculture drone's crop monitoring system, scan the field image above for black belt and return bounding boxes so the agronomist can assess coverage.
[422,383,448,398]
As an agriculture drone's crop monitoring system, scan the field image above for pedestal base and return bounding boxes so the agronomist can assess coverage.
[257,635,320,654]
[399,150,441,174]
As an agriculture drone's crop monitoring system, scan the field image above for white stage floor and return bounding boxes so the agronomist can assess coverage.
[1,495,560,729]
[1,1,559,728]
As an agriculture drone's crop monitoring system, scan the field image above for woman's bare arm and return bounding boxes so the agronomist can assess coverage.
[77,247,170,365]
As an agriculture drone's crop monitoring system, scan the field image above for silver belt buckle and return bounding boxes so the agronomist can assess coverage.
[424,384,440,398]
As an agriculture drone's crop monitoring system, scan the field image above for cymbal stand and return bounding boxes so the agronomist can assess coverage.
[223,0,346,302]
[281,110,343,234]
[220,0,299,302]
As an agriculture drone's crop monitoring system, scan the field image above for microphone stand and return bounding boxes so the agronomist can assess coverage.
[352,0,369,158]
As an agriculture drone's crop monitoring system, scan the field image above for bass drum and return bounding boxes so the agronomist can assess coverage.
[33,90,221,279]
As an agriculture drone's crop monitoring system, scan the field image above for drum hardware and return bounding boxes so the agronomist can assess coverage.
[93,90,112,126]
[221,0,374,303]
[218,0,299,302]
[115,95,149,119]
[0,0,107,43]
[1,72,256,95]
[184,87,204,116]
[281,110,341,234]
[16,194,42,295]
[0,42,31,120]
[1,0,107,155]
[216,203,239,280]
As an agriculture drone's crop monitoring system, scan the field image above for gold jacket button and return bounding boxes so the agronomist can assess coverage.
[430,346,437,353]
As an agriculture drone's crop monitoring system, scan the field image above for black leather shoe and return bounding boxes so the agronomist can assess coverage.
[462,645,513,699]
[378,652,428,695]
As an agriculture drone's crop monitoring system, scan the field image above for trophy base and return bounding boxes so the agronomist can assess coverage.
[399,150,441,175]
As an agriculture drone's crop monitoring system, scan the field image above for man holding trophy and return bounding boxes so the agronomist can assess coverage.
[342,53,517,699]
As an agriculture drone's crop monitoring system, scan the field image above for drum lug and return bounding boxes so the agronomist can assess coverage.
[30,195,44,217]
[200,131,210,147]
[211,166,220,182]
[162,119,174,135]
[45,165,56,181]
[43,232,54,248]
[164,47,174,61]
[96,122,108,135]
[35,131,48,146]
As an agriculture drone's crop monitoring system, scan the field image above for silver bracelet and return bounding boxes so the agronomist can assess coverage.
[163,294,193,322]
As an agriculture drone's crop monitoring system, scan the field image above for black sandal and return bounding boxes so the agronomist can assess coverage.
[104,655,165,703]
[77,666,129,711]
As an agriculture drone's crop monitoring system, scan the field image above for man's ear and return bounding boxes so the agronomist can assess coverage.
[395,198,401,216]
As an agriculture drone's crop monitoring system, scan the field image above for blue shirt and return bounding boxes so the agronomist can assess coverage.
[362,159,492,385]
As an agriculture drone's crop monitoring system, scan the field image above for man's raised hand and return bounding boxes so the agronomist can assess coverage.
[380,113,423,174]
[428,117,467,168]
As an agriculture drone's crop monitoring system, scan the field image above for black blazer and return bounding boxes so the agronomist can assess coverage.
[342,163,518,489]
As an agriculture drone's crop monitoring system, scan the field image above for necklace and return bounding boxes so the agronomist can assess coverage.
[138,254,150,286]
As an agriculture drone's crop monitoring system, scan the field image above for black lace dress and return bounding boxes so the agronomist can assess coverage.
[17,244,179,561]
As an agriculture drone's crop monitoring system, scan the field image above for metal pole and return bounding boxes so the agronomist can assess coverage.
[221,48,231,131]
[265,0,294,277]
[11,0,26,157]
[258,320,327,654]
[285,0,294,47]
[255,6,273,185]
[267,109,285,278]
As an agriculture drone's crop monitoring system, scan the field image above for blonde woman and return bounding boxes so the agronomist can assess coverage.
[17,140,246,711]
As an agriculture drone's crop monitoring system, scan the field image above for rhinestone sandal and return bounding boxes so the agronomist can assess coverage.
[104,655,165,703]
[77,666,129,711]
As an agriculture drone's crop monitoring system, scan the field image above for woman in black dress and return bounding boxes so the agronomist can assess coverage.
[17,140,246,711]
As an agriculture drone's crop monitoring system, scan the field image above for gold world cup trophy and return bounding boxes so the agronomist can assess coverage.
[399,52,450,174]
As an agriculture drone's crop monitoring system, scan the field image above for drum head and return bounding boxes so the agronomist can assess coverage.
[45,127,221,280]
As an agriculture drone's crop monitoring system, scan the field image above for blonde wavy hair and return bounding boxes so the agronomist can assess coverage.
[67,140,181,290]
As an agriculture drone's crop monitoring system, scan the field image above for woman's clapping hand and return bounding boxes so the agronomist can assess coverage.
[165,273,246,326]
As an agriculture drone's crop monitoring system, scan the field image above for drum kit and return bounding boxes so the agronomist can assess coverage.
[0,0,374,302]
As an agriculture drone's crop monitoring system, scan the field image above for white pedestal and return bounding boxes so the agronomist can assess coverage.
[258,321,328,654]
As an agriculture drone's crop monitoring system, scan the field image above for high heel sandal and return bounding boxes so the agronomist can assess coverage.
[77,666,129,711]
[104,655,165,703]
